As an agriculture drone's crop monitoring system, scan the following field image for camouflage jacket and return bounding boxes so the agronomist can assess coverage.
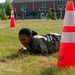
[26,33,61,55]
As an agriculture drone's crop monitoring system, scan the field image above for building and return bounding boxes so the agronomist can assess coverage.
[13,0,67,18]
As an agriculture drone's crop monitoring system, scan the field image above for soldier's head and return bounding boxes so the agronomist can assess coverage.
[19,28,37,47]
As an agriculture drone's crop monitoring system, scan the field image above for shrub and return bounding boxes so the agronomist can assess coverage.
[0,9,8,20]
[46,13,50,20]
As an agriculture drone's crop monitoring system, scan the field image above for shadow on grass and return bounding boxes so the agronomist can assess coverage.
[0,51,31,63]
[38,65,57,75]
[38,66,75,75]
[0,52,21,62]
[6,52,20,60]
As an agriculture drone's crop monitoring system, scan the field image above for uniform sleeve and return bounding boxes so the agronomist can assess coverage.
[33,38,48,55]
[50,33,61,51]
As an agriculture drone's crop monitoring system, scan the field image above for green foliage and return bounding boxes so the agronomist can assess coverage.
[50,7,57,20]
[0,0,13,19]
[0,3,5,9]
[5,0,13,18]
[46,13,50,20]
[46,8,51,20]
[46,8,57,20]
[0,9,8,20]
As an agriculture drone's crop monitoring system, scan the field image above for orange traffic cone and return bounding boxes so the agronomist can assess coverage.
[57,0,75,68]
[10,8,15,28]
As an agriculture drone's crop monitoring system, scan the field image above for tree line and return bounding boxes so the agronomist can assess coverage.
[0,0,13,20]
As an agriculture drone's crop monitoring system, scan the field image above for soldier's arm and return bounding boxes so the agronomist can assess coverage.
[50,33,61,51]
[38,39,49,55]
[33,38,49,55]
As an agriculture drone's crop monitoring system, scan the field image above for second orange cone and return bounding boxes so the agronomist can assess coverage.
[10,8,15,28]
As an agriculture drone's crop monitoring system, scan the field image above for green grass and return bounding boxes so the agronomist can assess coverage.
[0,19,75,75]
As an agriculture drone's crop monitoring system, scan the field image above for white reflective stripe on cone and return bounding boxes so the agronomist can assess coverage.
[11,10,14,14]
[61,32,75,42]
[11,15,14,18]
[63,11,75,26]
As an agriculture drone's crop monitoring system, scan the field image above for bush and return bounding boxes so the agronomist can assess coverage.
[46,7,57,20]
[46,13,50,20]
[5,2,13,18]
[0,9,9,20]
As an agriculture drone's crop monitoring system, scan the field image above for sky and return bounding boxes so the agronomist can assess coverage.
[0,0,5,3]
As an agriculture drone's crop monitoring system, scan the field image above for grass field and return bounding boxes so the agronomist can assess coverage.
[0,19,75,75]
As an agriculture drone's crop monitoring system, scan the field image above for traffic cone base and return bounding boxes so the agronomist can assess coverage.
[58,43,75,67]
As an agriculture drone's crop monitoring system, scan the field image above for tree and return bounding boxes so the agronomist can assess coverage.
[0,0,13,20]
[46,8,51,20]
[46,13,50,20]
[0,3,5,9]
[0,9,8,20]
[5,0,13,18]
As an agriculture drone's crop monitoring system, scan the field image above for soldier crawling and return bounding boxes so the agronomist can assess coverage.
[18,28,61,55]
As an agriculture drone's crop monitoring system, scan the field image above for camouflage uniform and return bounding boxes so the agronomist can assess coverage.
[25,33,61,55]
[20,8,25,20]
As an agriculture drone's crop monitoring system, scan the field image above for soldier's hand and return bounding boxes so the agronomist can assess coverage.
[18,47,27,54]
